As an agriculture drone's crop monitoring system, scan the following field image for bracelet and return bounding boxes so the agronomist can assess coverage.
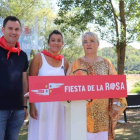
[113,102,121,106]
[23,105,28,109]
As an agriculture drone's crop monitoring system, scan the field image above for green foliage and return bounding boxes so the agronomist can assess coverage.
[30,49,36,60]
[125,46,140,71]
[134,81,140,87]
[61,32,84,63]
[55,0,140,74]
[131,87,140,93]
[56,0,140,44]
[0,0,56,30]
[0,0,40,21]
[98,46,140,72]
[98,47,117,69]
[125,70,140,74]
[0,0,61,51]
[61,46,84,64]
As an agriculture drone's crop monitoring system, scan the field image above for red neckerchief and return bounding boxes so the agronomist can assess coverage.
[41,50,63,60]
[0,36,21,59]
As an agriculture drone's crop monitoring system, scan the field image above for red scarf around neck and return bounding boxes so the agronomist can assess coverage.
[41,50,63,60]
[0,36,21,59]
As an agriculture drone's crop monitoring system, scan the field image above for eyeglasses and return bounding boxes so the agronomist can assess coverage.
[73,69,89,75]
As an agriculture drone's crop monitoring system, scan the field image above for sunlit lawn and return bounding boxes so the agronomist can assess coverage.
[115,109,140,140]
[18,110,140,140]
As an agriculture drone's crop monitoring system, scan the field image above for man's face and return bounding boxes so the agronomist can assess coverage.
[2,20,21,46]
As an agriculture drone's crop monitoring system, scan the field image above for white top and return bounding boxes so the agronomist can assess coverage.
[28,53,66,140]
[38,53,65,76]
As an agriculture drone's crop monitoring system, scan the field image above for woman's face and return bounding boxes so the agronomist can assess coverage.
[48,34,63,54]
[82,35,99,55]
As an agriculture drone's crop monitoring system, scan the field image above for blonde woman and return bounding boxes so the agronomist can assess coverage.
[67,32,127,140]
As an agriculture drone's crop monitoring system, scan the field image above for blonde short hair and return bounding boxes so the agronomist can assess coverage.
[82,32,99,43]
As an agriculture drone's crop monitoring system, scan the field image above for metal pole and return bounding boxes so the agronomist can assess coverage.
[35,16,38,53]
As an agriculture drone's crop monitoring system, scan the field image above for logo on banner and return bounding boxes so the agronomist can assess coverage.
[31,83,64,96]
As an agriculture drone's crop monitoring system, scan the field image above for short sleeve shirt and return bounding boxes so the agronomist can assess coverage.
[0,47,28,110]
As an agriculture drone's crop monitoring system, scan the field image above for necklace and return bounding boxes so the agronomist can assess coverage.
[82,56,100,65]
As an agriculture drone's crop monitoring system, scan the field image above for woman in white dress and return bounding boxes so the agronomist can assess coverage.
[28,30,69,140]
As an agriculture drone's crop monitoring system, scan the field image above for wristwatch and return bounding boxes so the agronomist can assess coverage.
[23,105,28,109]
[113,102,121,106]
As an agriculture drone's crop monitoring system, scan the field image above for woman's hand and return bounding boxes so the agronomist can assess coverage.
[110,104,120,128]
[30,103,38,120]
[111,104,119,120]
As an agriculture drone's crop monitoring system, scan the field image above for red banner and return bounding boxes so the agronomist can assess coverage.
[29,75,127,103]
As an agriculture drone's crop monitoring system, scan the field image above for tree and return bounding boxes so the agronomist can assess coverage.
[55,0,140,74]
[0,0,40,20]
[0,0,58,50]
[0,0,56,26]
[60,32,84,63]
[30,49,36,60]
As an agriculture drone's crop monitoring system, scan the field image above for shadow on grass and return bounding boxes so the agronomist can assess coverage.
[115,109,140,140]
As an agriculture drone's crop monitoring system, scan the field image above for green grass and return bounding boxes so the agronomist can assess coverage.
[19,109,140,140]
[115,109,140,140]
[18,125,28,140]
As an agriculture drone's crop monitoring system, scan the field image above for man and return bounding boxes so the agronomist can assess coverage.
[0,16,28,140]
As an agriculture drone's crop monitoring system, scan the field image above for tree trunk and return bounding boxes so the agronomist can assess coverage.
[117,0,126,75]
[117,44,126,74]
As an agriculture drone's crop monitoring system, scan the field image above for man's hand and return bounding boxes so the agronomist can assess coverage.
[24,108,28,120]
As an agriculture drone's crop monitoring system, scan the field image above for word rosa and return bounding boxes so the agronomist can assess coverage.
[105,82,125,90]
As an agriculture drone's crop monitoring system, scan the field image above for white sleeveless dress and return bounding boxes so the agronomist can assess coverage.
[28,53,66,140]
